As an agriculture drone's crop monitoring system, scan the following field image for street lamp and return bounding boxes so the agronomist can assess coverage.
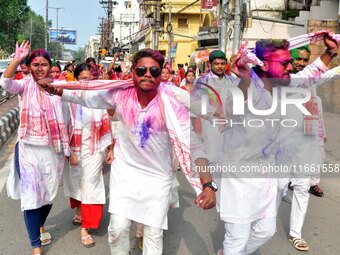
[49,6,64,59]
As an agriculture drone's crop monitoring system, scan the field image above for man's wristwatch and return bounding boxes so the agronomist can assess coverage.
[325,49,338,58]
[203,181,218,192]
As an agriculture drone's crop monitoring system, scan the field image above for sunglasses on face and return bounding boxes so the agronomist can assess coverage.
[135,66,161,77]
[264,59,294,68]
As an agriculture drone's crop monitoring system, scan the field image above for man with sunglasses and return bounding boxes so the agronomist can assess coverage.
[275,42,340,251]
[38,48,216,255]
[216,36,338,255]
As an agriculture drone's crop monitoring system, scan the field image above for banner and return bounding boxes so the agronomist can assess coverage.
[201,0,218,12]
[170,43,178,59]
[49,29,77,44]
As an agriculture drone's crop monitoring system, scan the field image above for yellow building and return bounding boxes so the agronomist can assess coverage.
[138,0,202,68]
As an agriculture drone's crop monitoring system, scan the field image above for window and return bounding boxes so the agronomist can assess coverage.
[178,18,188,28]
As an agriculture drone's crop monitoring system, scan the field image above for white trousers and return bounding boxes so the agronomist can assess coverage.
[310,175,320,186]
[289,176,311,238]
[223,217,276,255]
[108,213,163,255]
[276,177,290,211]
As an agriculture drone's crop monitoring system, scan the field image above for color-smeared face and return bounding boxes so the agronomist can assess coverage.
[293,49,310,72]
[263,49,293,86]
[161,68,170,82]
[132,57,161,93]
[30,57,51,81]
[210,58,226,77]
[50,66,61,79]
[20,64,30,75]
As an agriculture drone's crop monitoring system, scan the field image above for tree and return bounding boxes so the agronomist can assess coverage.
[0,0,29,56]
[19,10,48,50]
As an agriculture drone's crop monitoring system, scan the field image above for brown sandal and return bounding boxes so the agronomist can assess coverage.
[81,234,95,248]
[72,214,82,226]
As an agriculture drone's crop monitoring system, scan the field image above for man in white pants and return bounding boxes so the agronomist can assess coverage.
[217,36,338,255]
[276,41,339,251]
[39,49,216,255]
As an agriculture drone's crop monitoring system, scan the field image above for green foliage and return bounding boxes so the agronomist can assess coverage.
[0,0,30,56]
[283,10,300,21]
[19,10,47,50]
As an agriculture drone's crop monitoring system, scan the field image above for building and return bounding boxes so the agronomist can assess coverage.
[112,0,139,53]
[136,0,201,67]
[84,35,101,59]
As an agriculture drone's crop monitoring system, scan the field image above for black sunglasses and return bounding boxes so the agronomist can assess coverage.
[135,66,161,77]
[264,59,294,68]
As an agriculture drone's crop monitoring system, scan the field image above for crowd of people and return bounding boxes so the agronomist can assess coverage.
[0,31,339,255]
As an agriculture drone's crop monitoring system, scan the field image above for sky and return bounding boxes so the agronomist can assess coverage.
[27,0,108,51]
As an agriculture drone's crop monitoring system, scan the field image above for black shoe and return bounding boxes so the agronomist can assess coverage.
[309,185,324,197]
[288,182,294,191]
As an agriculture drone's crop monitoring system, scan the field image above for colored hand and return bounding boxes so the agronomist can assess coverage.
[69,153,79,166]
[324,32,339,53]
[14,40,30,61]
[230,52,251,79]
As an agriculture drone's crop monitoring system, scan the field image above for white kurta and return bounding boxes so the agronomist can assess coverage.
[63,107,106,204]
[0,77,69,211]
[195,71,239,164]
[218,71,279,224]
[276,92,322,175]
[62,87,175,229]
[216,57,329,223]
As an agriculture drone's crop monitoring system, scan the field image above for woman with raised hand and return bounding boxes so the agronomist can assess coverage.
[0,41,71,255]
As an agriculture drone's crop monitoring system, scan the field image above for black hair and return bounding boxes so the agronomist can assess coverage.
[74,63,91,79]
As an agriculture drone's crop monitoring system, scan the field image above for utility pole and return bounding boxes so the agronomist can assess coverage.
[29,18,33,52]
[167,2,172,62]
[45,0,48,50]
[49,6,64,59]
[220,0,228,53]
[99,17,105,48]
[120,14,122,43]
[152,0,160,50]
[132,14,135,41]
[99,1,118,50]
[232,0,241,54]
[108,0,113,49]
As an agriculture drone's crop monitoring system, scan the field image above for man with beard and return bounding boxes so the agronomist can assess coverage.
[38,48,216,255]
[216,36,338,255]
[276,41,339,251]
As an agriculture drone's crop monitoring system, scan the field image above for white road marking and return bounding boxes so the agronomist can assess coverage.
[0,160,10,193]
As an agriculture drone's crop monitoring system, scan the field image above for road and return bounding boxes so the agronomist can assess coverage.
[0,109,339,254]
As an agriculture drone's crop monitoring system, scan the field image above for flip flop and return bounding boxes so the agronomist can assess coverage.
[81,234,95,248]
[72,214,82,226]
[40,231,52,246]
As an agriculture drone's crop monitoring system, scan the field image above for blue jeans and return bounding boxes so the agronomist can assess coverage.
[23,204,53,248]
[15,142,53,248]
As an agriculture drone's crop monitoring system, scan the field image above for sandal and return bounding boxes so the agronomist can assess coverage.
[288,235,309,251]
[81,234,95,248]
[40,231,52,246]
[309,185,324,197]
[72,214,82,226]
